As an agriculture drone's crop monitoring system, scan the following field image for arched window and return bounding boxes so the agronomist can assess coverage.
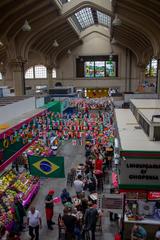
[25,67,34,79]
[145,58,158,77]
[52,68,57,78]
[0,72,2,80]
[35,65,47,78]
[25,65,47,79]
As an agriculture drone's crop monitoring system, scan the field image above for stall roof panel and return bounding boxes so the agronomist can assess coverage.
[0,109,44,135]
[139,109,160,123]
[115,109,160,152]
[130,99,160,109]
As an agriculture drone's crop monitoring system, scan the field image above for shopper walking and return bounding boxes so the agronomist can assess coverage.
[73,175,84,198]
[27,206,42,240]
[84,202,98,240]
[13,197,26,232]
[45,189,55,230]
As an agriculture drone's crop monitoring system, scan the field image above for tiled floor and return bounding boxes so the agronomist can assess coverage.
[21,141,118,240]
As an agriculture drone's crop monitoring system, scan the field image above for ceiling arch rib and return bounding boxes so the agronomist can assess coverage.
[54,39,83,64]
[33,23,72,51]
[40,30,77,55]
[17,10,62,58]
[124,0,160,26]
[7,4,55,39]
[113,33,141,63]
[17,0,112,60]
[45,35,79,57]
[0,0,38,25]
[115,24,151,50]
[116,1,160,56]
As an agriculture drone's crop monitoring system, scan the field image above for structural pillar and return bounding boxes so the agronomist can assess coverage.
[10,58,26,96]
[47,66,53,89]
[156,59,160,98]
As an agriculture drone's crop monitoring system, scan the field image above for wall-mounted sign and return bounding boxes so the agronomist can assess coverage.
[148,192,160,200]
[102,193,124,214]
[119,158,160,189]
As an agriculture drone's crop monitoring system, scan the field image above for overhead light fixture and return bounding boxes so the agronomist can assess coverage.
[112,14,122,26]
[53,40,59,47]
[22,20,31,32]
[67,49,71,55]
[111,38,117,45]
[0,41,4,47]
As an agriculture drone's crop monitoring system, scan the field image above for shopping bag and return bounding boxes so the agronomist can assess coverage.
[114,233,122,240]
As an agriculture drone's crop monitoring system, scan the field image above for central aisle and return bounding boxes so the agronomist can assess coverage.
[21,140,117,240]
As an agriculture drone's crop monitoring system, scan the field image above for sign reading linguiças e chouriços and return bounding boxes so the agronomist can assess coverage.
[120,159,160,185]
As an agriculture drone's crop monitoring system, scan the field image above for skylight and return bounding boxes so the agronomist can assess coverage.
[97,10,111,27]
[75,8,94,29]
[73,8,111,31]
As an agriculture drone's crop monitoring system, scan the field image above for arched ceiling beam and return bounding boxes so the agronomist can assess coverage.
[17,0,112,60]
[33,24,72,51]
[45,34,79,56]
[41,31,77,55]
[116,2,160,56]
[53,39,83,65]
[7,4,54,39]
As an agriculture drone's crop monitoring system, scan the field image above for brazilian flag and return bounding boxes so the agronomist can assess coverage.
[28,156,65,178]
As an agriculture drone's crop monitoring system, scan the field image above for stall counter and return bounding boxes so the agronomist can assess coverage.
[124,215,159,240]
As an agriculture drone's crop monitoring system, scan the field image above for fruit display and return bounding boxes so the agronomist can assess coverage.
[0,169,40,228]
[0,170,16,193]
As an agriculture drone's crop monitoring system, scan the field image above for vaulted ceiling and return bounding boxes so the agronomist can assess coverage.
[111,0,160,66]
[0,0,159,68]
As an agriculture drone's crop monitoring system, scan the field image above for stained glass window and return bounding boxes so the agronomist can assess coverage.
[84,61,94,78]
[95,61,105,77]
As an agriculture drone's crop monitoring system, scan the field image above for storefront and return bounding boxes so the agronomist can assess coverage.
[114,107,160,240]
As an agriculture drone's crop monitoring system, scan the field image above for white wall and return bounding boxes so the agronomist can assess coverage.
[0,97,35,124]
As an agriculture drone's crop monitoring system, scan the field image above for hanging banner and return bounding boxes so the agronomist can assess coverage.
[28,156,65,178]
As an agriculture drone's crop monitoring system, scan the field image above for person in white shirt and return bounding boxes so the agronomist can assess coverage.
[27,206,42,240]
[155,227,160,240]
[74,175,84,197]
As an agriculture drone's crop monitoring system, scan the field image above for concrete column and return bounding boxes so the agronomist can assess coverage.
[9,59,26,96]
[156,59,160,98]
[47,66,53,89]
[139,67,145,85]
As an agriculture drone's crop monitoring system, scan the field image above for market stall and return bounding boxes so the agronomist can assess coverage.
[124,191,160,240]
[114,106,160,240]
[0,169,40,229]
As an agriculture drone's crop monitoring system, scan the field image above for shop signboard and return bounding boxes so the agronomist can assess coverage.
[102,193,124,214]
[148,192,160,200]
[119,158,160,190]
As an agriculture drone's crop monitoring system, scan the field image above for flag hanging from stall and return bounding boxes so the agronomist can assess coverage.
[28,155,65,178]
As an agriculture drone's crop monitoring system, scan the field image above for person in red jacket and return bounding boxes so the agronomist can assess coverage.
[45,189,55,230]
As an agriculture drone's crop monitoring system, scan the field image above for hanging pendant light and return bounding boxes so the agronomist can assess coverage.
[22,20,31,31]
[67,49,71,55]
[53,40,59,47]
[0,41,4,46]
[112,14,122,26]
[111,38,118,45]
